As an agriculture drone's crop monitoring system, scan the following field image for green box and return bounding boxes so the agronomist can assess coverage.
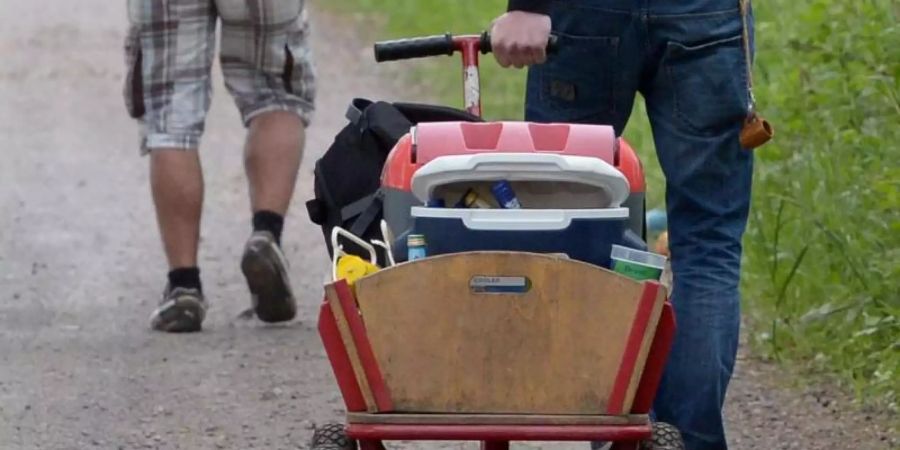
[610,245,666,281]
[612,259,663,281]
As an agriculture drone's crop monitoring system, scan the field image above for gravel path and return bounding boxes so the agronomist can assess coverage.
[0,1,895,449]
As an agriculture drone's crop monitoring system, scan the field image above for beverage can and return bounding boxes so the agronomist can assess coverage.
[490,181,521,209]
[407,234,427,261]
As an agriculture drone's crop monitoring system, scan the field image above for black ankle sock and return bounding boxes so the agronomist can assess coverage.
[168,267,202,293]
[252,210,284,245]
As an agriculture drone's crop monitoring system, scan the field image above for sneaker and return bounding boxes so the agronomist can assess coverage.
[149,285,207,332]
[241,230,296,323]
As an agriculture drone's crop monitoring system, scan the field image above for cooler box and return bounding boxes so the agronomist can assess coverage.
[398,151,643,268]
[411,207,636,268]
[381,121,648,239]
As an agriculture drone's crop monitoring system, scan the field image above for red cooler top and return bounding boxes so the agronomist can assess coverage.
[413,121,617,166]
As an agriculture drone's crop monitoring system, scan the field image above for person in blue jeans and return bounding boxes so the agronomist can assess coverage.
[491,1,756,449]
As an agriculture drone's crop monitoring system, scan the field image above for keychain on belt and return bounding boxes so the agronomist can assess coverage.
[739,0,774,150]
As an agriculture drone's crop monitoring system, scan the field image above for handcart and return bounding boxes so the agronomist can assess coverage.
[312,33,683,450]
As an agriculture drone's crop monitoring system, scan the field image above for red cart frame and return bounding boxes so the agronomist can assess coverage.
[318,277,675,450]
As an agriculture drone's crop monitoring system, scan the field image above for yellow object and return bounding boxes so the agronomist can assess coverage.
[654,231,670,257]
[463,190,492,208]
[335,255,380,286]
[330,226,380,285]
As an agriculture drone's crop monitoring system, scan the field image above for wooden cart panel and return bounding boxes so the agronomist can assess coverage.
[340,252,664,415]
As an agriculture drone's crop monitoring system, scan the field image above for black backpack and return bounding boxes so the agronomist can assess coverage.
[305,98,481,265]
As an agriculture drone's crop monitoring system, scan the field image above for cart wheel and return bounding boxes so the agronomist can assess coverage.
[640,422,684,450]
[311,422,357,450]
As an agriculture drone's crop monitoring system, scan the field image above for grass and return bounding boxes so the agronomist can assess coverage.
[322,0,899,412]
[741,0,899,412]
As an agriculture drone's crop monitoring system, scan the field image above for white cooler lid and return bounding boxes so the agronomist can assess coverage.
[411,207,630,231]
[410,153,631,207]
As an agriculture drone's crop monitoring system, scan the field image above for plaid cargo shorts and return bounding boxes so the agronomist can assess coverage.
[124,0,316,154]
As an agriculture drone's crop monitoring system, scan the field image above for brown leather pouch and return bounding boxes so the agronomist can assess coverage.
[737,0,774,150]
[740,112,773,150]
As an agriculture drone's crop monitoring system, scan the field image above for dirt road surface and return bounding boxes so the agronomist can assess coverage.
[0,1,895,449]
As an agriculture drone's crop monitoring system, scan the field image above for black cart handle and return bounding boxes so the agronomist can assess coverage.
[374,34,455,62]
[374,32,559,62]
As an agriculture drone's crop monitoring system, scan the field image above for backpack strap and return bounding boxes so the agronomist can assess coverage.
[306,198,326,225]
[306,160,335,225]
[340,190,381,223]
[345,98,374,129]
[347,98,415,147]
[348,189,385,237]
[365,102,415,147]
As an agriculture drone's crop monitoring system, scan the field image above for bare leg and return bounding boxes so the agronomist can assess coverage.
[150,149,203,269]
[244,111,305,215]
[240,111,304,323]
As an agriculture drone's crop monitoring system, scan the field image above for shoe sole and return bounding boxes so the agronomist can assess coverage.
[241,239,296,323]
[150,296,205,333]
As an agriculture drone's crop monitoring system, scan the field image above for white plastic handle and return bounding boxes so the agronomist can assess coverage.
[371,240,394,267]
[379,220,396,266]
[330,227,379,281]
[331,227,378,263]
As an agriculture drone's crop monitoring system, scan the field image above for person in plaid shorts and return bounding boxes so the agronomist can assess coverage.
[124,0,316,332]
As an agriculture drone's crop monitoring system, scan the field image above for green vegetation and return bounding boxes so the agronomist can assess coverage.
[743,0,898,411]
[324,0,899,410]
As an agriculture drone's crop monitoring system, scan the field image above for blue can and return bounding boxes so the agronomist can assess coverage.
[427,198,446,208]
[407,234,427,261]
[490,181,522,209]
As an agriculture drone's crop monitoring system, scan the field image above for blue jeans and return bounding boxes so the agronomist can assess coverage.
[525,1,754,449]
